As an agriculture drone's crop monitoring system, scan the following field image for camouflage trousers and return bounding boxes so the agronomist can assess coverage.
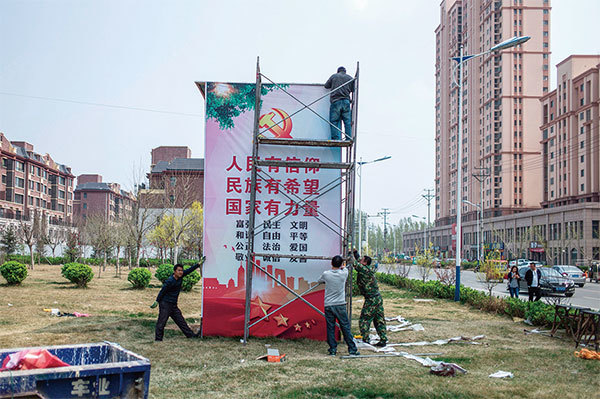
[359,294,387,342]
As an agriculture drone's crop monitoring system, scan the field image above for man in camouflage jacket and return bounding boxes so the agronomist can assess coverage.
[352,249,387,347]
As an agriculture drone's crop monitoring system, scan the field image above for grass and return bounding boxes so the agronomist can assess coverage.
[1,264,599,399]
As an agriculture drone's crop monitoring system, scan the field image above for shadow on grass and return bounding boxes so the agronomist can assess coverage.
[280,385,476,399]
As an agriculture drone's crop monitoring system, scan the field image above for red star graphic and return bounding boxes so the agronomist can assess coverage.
[294,323,302,332]
[249,297,271,321]
[274,313,289,327]
[304,321,312,329]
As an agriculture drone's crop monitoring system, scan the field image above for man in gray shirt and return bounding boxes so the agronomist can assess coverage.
[324,67,354,140]
[318,255,359,356]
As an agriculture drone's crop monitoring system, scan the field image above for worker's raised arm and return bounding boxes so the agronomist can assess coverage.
[324,76,333,89]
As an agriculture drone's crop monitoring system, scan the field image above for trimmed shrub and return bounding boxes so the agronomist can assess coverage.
[155,264,174,283]
[375,272,555,327]
[62,263,94,288]
[127,268,152,289]
[0,261,27,285]
[181,266,201,292]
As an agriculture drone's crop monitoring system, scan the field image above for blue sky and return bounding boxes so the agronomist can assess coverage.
[1,0,598,224]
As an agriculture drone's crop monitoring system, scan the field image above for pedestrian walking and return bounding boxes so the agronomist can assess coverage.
[318,255,359,356]
[507,266,521,298]
[524,262,542,302]
[151,258,205,341]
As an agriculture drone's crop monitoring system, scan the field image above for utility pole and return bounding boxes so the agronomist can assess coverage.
[379,208,391,255]
[422,189,435,250]
[473,167,491,265]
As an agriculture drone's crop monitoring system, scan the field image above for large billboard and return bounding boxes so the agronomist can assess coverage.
[202,82,341,340]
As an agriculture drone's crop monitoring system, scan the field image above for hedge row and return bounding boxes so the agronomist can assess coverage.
[376,272,555,327]
[5,255,201,268]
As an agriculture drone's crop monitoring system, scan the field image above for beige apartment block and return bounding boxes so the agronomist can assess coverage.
[540,55,600,207]
[435,0,550,226]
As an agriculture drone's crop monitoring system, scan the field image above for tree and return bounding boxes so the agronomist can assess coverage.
[476,249,505,296]
[147,214,174,262]
[415,244,435,283]
[19,211,42,270]
[46,228,66,257]
[86,213,114,276]
[64,231,81,262]
[182,201,204,261]
[112,221,128,277]
[0,225,21,257]
[35,212,48,260]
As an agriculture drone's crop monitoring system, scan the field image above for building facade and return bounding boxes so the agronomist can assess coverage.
[404,202,600,266]
[73,174,135,222]
[139,146,204,209]
[435,0,551,226]
[0,133,75,224]
[540,55,600,207]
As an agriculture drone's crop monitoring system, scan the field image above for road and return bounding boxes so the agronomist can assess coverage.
[384,264,599,310]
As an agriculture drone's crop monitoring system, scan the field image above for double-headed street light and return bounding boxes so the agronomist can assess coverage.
[357,155,391,253]
[451,35,530,302]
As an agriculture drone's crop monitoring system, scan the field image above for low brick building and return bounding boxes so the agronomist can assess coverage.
[73,174,135,222]
[0,132,75,225]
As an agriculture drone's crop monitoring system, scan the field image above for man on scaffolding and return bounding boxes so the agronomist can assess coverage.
[325,66,354,140]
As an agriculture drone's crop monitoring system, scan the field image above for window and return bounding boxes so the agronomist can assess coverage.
[37,167,41,177]
[83,192,87,199]
[581,141,585,149]
[28,196,33,205]
[593,221,599,239]
[36,182,41,191]
[15,162,24,172]
[30,165,35,173]
[1,175,5,184]
[581,170,584,177]
[16,177,24,188]
[29,181,34,190]
[581,155,584,163]
[14,194,23,204]
[83,203,87,209]
[58,190,65,199]
[581,184,585,191]
[580,112,584,120]
[170,176,176,187]
[58,204,64,212]
[59,176,65,185]
[36,198,40,206]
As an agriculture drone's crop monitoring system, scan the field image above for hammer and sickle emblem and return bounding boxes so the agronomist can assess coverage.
[259,108,293,138]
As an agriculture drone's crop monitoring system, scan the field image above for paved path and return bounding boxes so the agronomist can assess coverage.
[382,264,599,310]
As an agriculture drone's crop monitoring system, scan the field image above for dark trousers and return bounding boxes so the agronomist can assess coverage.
[330,99,352,140]
[155,301,195,341]
[528,286,541,302]
[324,304,358,355]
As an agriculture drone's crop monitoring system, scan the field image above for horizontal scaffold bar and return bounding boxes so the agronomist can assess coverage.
[258,137,354,148]
[252,252,336,261]
[255,159,352,170]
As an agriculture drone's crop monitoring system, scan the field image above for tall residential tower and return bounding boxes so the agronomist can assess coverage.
[435,0,551,226]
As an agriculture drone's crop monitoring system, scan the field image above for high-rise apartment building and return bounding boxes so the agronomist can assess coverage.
[540,55,600,207]
[0,132,75,224]
[435,0,551,226]
[73,174,135,222]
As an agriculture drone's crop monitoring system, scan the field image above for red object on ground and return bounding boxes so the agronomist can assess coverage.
[0,349,69,371]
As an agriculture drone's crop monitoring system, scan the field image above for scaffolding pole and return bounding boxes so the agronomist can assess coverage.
[243,59,359,343]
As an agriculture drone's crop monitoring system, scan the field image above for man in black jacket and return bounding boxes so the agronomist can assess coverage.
[151,257,204,341]
[524,262,542,302]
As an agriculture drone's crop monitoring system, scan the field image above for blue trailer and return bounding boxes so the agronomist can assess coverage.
[0,342,151,398]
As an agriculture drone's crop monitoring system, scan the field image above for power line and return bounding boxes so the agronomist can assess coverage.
[0,91,203,118]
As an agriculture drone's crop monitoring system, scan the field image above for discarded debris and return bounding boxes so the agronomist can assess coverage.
[43,309,90,317]
[256,348,286,363]
[489,371,514,378]
[7,304,12,307]
[574,349,600,360]
[524,329,553,337]
[430,362,467,377]
[413,299,435,302]
[387,335,485,347]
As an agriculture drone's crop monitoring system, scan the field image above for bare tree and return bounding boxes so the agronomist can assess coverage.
[112,221,128,277]
[19,210,41,269]
[434,266,456,286]
[85,213,114,276]
[46,228,66,257]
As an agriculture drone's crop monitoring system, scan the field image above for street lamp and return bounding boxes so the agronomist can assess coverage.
[412,214,427,251]
[462,200,482,266]
[451,35,530,302]
[357,156,391,253]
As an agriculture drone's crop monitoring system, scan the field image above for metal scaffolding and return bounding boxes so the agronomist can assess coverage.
[243,58,360,344]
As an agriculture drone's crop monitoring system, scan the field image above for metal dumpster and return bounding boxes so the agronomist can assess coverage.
[0,342,150,398]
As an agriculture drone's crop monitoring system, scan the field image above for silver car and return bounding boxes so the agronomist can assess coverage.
[552,265,585,287]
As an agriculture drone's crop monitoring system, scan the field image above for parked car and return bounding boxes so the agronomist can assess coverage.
[552,265,586,287]
[517,266,576,297]
[509,259,530,267]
